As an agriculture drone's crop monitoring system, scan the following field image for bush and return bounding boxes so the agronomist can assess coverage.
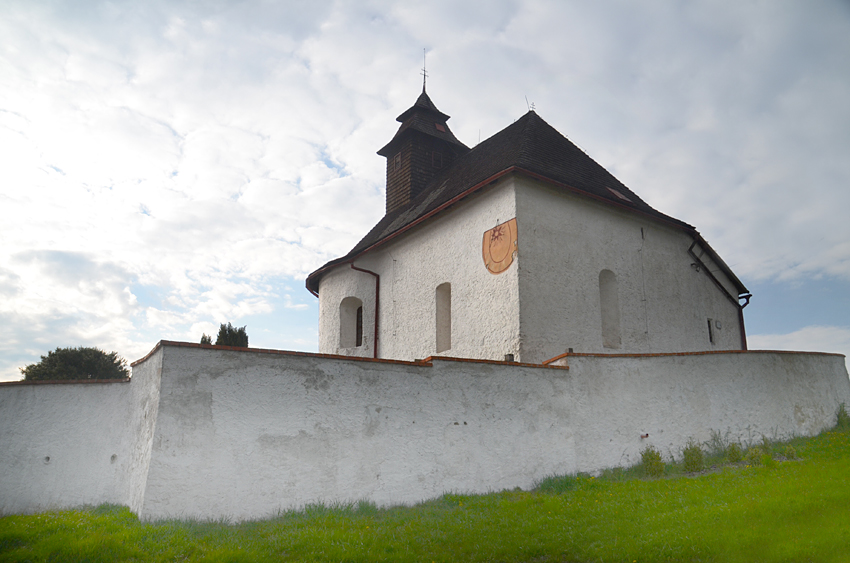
[641,445,665,477]
[760,435,773,455]
[215,323,248,347]
[682,439,704,473]
[706,429,729,457]
[19,347,129,381]
[200,334,212,345]
[745,447,763,465]
[726,443,743,463]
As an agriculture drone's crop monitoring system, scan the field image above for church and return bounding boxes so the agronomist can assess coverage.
[307,88,751,363]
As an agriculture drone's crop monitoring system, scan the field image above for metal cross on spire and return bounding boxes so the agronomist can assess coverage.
[421,48,428,92]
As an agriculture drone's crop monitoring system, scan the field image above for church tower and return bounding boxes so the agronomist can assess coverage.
[377,89,469,214]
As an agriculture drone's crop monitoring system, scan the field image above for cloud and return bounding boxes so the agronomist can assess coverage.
[748,326,850,373]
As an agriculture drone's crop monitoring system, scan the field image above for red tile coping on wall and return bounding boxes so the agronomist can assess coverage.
[130,341,568,370]
[541,349,846,366]
[5,347,837,385]
[421,355,568,370]
[131,340,433,368]
[0,377,131,387]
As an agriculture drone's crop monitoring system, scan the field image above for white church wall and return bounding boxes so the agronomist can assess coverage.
[318,178,521,362]
[136,344,848,521]
[318,267,378,358]
[0,355,160,515]
[514,177,744,363]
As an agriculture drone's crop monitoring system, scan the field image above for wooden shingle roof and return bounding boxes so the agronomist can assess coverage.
[377,90,468,157]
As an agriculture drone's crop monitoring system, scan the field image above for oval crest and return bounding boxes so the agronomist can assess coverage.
[482,218,518,274]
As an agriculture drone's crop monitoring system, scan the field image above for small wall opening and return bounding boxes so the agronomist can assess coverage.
[340,297,364,348]
[707,318,715,344]
[599,270,621,349]
[436,282,451,353]
[432,151,443,168]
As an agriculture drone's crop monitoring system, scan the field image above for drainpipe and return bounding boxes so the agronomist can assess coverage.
[738,293,752,350]
[350,263,380,359]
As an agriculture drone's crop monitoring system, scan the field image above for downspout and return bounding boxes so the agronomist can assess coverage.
[738,293,752,350]
[350,263,380,359]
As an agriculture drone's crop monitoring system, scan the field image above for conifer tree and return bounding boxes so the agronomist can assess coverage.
[20,347,130,381]
[214,322,248,347]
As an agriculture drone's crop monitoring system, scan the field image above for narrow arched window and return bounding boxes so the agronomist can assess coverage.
[436,282,451,353]
[356,306,363,347]
[340,297,364,348]
[599,270,621,349]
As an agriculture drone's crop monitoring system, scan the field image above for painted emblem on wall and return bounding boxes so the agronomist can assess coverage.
[482,218,518,274]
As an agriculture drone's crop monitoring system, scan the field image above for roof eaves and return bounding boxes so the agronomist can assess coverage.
[690,232,749,296]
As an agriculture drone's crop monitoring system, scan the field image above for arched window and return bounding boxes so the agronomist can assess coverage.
[599,270,621,349]
[340,297,364,348]
[436,282,451,353]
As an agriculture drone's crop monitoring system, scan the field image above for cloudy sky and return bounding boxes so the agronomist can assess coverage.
[2,0,849,381]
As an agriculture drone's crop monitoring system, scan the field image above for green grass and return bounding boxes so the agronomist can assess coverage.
[2,419,849,562]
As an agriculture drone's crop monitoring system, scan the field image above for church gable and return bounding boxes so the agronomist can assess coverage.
[306,106,743,296]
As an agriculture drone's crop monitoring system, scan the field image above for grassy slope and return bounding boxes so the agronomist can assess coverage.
[1,424,848,563]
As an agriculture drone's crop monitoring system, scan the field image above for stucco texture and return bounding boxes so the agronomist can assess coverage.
[2,343,847,521]
[317,173,746,365]
[318,178,520,361]
[0,352,160,515]
[139,346,575,520]
[515,176,744,362]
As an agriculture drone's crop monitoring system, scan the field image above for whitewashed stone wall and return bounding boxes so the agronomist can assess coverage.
[548,351,850,470]
[0,351,160,515]
[1,343,847,521]
[138,345,575,521]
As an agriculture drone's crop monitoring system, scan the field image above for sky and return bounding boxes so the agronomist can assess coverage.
[1,0,849,381]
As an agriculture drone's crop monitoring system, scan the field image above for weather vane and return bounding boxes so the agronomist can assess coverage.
[421,48,428,91]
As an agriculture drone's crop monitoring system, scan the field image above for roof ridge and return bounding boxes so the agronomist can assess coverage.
[516,111,539,165]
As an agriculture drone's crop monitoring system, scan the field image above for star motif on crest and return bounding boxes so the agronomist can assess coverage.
[490,225,504,244]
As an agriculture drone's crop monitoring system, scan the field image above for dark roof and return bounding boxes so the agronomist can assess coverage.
[307,110,745,295]
[378,90,468,156]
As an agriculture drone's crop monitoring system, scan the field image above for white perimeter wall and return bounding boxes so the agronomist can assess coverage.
[140,344,848,521]
[0,351,161,515]
[552,351,850,470]
[139,345,573,521]
[2,342,848,521]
